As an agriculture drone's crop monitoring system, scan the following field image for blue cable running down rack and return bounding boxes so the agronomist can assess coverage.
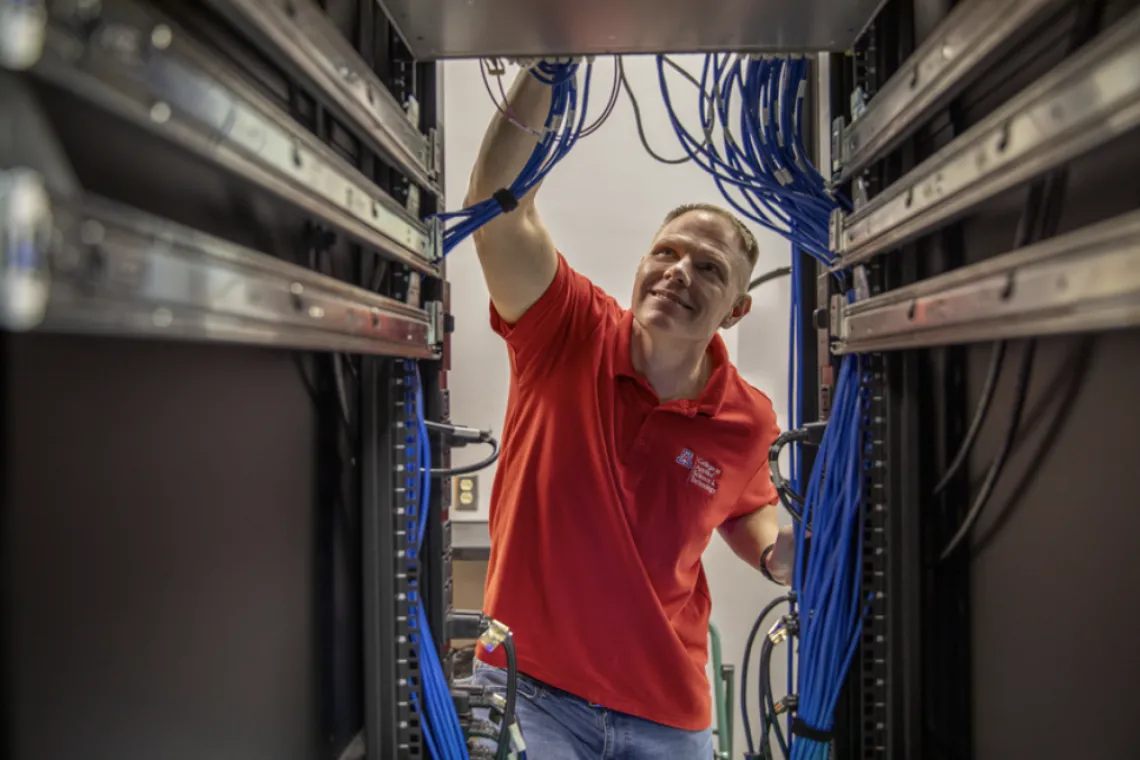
[408,362,471,760]
[790,351,867,760]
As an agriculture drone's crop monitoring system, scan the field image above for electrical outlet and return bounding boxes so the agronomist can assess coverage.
[453,475,478,511]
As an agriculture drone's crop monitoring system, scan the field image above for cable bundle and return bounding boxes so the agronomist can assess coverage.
[789,352,866,760]
[409,363,471,760]
[436,60,593,257]
[656,54,842,265]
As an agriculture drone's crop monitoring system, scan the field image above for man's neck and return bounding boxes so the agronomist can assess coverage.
[629,321,711,402]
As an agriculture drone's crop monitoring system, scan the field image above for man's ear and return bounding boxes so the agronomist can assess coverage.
[721,293,752,330]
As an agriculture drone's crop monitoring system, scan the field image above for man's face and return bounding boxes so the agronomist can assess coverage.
[631,210,753,343]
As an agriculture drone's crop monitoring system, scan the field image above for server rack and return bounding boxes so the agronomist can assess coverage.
[1,2,451,759]
[822,1,1140,758]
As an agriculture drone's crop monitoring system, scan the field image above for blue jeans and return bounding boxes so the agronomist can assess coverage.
[466,661,714,759]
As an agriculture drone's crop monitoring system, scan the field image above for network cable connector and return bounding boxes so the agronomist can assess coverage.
[478,618,511,653]
[0,0,48,70]
[767,618,790,646]
[0,168,52,332]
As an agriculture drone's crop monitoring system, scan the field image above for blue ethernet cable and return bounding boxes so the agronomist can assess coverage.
[655,54,839,265]
[434,60,592,257]
[410,363,470,759]
[789,351,866,760]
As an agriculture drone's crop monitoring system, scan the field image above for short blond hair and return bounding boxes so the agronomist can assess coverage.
[662,203,759,271]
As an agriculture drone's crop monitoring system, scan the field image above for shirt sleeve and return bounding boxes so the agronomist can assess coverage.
[726,400,783,521]
[728,459,780,522]
[489,253,613,384]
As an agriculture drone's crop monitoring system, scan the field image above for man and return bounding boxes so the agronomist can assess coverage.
[464,63,795,759]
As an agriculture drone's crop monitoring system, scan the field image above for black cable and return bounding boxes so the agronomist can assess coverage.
[748,267,792,293]
[620,56,715,166]
[969,337,1096,558]
[619,58,691,165]
[770,428,808,521]
[758,635,789,759]
[936,0,1103,553]
[933,341,1006,495]
[495,636,518,760]
[939,339,1036,561]
[431,437,500,478]
[581,57,621,137]
[740,594,793,755]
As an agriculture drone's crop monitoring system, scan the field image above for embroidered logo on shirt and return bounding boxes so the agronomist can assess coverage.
[676,448,721,494]
[688,457,722,495]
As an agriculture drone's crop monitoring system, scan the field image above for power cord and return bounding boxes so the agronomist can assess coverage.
[935,0,1105,560]
[938,339,1036,560]
[769,422,828,523]
[619,56,706,165]
[748,266,792,292]
[423,420,500,477]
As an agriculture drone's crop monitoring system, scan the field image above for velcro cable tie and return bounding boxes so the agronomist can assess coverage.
[791,717,834,743]
[492,188,519,213]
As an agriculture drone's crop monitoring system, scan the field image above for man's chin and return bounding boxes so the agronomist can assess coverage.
[635,305,687,334]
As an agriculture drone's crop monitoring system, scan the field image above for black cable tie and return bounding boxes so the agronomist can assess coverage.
[492,188,519,213]
[791,717,834,743]
[782,613,800,637]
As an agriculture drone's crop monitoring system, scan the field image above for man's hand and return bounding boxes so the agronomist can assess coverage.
[764,524,798,586]
[718,508,800,586]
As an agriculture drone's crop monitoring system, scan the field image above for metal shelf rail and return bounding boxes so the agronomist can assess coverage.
[835,0,1070,181]
[201,0,441,194]
[834,210,1140,352]
[832,4,1140,268]
[8,0,439,273]
[0,169,437,357]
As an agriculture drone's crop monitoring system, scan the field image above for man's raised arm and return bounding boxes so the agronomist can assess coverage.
[466,68,559,324]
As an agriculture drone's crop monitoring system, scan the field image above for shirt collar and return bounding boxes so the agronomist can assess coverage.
[612,311,731,417]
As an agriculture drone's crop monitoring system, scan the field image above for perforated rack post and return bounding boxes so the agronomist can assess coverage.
[362,358,424,760]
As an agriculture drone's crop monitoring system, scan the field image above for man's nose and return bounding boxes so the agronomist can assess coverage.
[664,257,692,286]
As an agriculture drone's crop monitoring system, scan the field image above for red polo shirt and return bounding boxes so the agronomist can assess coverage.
[476,254,780,730]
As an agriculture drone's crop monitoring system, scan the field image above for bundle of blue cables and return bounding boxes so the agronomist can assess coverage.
[409,362,470,760]
[789,350,866,760]
[433,59,592,257]
[656,53,843,266]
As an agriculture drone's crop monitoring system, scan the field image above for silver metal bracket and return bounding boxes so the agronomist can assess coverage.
[428,127,443,180]
[425,300,444,346]
[849,87,868,120]
[828,207,844,255]
[829,293,846,343]
[852,177,870,211]
[830,116,846,176]
[0,0,48,70]
[0,168,53,331]
[405,95,420,127]
[429,216,444,262]
[406,184,421,219]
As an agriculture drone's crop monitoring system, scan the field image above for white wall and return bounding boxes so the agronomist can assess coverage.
[443,54,794,754]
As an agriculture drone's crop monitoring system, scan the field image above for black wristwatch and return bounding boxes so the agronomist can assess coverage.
[759,543,778,584]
